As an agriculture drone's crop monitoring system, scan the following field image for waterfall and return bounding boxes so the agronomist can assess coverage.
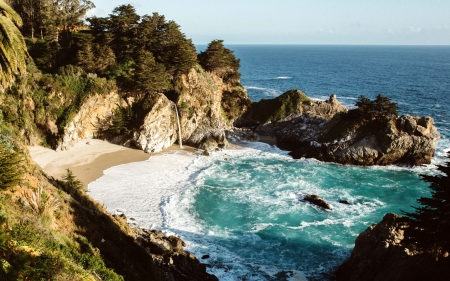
[173,102,183,149]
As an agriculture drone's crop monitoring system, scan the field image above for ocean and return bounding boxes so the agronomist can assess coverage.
[88,45,450,281]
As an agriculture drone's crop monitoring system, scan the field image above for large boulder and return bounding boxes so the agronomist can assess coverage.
[132,93,178,153]
[288,114,439,166]
[301,194,333,210]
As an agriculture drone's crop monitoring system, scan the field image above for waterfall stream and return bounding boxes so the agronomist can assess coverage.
[173,102,183,149]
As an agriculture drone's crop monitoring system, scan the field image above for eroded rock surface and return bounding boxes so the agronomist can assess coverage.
[57,92,121,150]
[133,228,218,281]
[288,114,439,166]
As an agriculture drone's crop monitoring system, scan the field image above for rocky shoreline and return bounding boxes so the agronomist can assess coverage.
[131,223,218,281]
[335,213,450,281]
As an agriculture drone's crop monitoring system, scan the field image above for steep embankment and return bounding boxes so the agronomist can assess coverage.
[335,213,450,281]
[0,142,217,280]
[235,91,439,166]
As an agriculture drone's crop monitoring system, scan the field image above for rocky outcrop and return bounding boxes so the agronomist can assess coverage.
[56,67,249,153]
[131,93,178,153]
[57,92,121,150]
[133,228,218,281]
[175,68,229,150]
[235,91,439,166]
[288,114,439,166]
[336,213,450,281]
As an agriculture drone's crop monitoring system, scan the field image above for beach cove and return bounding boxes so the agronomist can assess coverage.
[28,138,436,280]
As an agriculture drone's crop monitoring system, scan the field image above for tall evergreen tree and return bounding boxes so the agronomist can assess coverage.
[402,153,450,253]
[0,0,28,89]
[198,39,240,82]
[133,50,170,93]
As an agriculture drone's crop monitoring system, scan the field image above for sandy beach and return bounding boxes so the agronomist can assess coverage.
[28,139,193,187]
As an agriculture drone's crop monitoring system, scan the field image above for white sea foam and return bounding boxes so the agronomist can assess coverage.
[244,85,283,97]
[88,151,197,230]
[276,76,293,79]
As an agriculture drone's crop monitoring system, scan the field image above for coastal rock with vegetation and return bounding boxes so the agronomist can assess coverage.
[336,213,450,281]
[236,91,439,166]
[336,154,450,280]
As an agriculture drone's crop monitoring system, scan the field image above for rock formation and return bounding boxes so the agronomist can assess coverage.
[133,228,218,281]
[57,92,122,150]
[175,67,229,150]
[287,114,439,166]
[336,213,450,281]
[235,91,439,166]
[55,66,250,152]
[131,93,178,153]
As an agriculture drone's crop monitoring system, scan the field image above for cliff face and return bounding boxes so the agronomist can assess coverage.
[175,67,229,149]
[56,67,249,153]
[57,92,122,151]
[131,93,178,153]
[336,213,450,281]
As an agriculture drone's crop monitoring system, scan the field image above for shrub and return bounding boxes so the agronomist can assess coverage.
[0,144,24,190]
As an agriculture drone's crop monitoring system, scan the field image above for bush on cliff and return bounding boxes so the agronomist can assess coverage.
[402,153,450,257]
[237,89,312,125]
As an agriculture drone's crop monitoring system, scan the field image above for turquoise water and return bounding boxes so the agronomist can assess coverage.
[182,143,431,280]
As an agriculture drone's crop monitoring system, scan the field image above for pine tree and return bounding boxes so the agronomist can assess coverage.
[198,40,241,82]
[402,153,450,253]
[133,50,170,93]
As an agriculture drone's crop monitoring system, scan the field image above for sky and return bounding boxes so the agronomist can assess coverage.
[87,0,450,45]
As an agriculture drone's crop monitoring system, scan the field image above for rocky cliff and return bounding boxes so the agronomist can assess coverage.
[56,66,250,153]
[56,92,122,151]
[336,213,450,281]
[235,91,439,166]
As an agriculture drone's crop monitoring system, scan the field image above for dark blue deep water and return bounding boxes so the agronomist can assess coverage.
[230,45,450,142]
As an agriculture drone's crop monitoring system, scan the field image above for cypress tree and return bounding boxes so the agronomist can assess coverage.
[402,153,450,253]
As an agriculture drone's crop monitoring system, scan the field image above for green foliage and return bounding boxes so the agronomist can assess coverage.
[62,169,83,190]
[354,94,398,122]
[241,89,312,124]
[103,106,134,136]
[133,50,171,93]
[11,0,95,41]
[221,89,252,123]
[0,144,23,190]
[198,40,241,83]
[0,0,28,89]
[318,94,398,143]
[21,186,60,216]
[402,153,450,255]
